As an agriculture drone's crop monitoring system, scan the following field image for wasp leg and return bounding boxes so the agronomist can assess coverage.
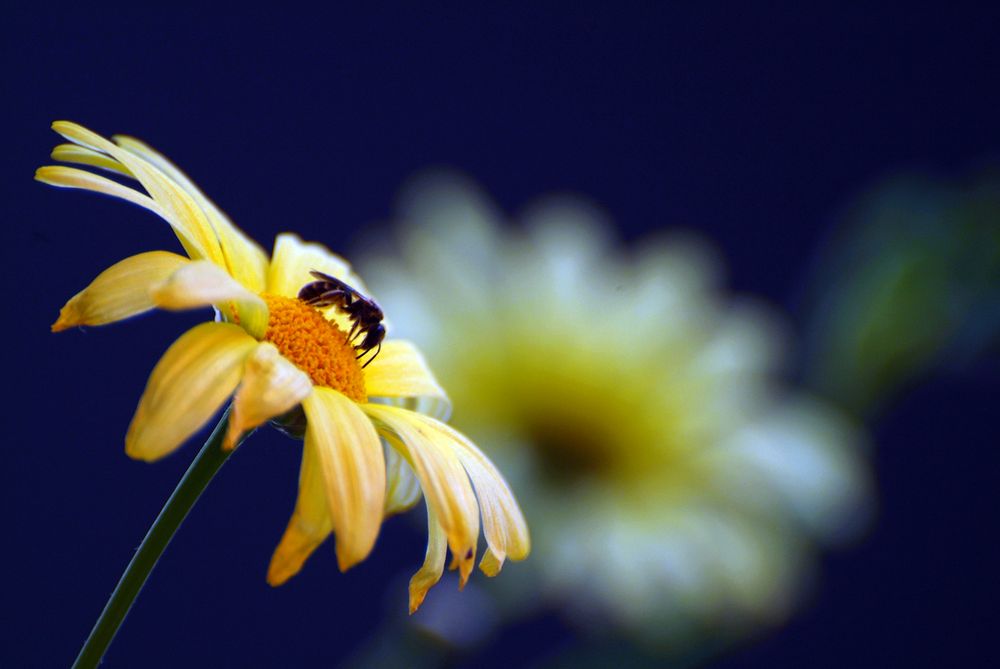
[348,319,362,342]
[358,341,382,368]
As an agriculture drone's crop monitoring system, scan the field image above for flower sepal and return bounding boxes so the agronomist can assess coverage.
[270,405,308,440]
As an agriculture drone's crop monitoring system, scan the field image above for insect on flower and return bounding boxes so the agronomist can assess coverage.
[298,270,385,368]
[37,122,530,615]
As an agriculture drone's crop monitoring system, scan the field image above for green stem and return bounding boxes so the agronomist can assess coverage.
[73,410,242,669]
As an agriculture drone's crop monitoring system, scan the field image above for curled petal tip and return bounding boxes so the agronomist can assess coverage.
[457,550,475,590]
[124,436,160,463]
[123,443,151,463]
[266,564,290,588]
[335,548,364,574]
[221,433,238,452]
[408,582,432,614]
[221,416,241,452]
[479,549,505,577]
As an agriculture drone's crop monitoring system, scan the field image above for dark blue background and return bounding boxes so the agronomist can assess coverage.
[3,4,998,667]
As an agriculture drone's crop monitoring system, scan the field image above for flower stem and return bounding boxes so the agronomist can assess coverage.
[72,410,241,669]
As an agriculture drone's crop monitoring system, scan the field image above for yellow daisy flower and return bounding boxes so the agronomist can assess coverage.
[37,124,528,613]
[363,174,872,639]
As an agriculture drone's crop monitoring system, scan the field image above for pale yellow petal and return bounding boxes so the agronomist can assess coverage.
[267,233,369,298]
[384,442,422,516]
[409,506,447,614]
[51,121,225,265]
[268,432,333,586]
[52,251,190,331]
[362,404,480,586]
[114,134,269,293]
[267,233,380,334]
[150,260,268,338]
[35,166,163,217]
[50,143,132,177]
[302,387,386,571]
[151,260,261,309]
[126,322,257,461]
[421,416,531,571]
[224,344,313,450]
[478,549,505,578]
[363,340,451,420]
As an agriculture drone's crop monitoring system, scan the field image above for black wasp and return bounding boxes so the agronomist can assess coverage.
[298,270,385,368]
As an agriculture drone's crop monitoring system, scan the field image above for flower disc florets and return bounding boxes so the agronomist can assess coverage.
[261,294,367,402]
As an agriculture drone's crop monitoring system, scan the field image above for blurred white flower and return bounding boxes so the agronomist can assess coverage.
[362,173,872,644]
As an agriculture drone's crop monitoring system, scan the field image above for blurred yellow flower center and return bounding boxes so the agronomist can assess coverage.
[261,294,367,402]
[525,414,617,481]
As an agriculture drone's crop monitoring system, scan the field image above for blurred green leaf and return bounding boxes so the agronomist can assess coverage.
[800,170,1000,416]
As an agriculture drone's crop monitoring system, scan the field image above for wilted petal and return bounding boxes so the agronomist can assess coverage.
[268,433,333,586]
[411,414,530,574]
[409,506,447,614]
[125,322,256,461]
[362,403,480,586]
[224,343,313,450]
[52,251,189,331]
[302,387,386,571]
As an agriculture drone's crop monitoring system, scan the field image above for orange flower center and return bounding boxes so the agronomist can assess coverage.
[261,294,367,402]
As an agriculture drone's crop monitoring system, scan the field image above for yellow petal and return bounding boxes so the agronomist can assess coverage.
[267,233,370,299]
[52,251,190,331]
[409,506,447,614]
[421,417,531,573]
[268,430,333,586]
[50,143,132,177]
[384,442,422,516]
[302,387,386,571]
[224,344,313,450]
[267,233,379,334]
[362,404,480,586]
[51,121,225,266]
[114,134,269,294]
[35,166,163,217]
[478,549,505,578]
[150,260,269,338]
[126,322,257,461]
[363,340,451,420]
